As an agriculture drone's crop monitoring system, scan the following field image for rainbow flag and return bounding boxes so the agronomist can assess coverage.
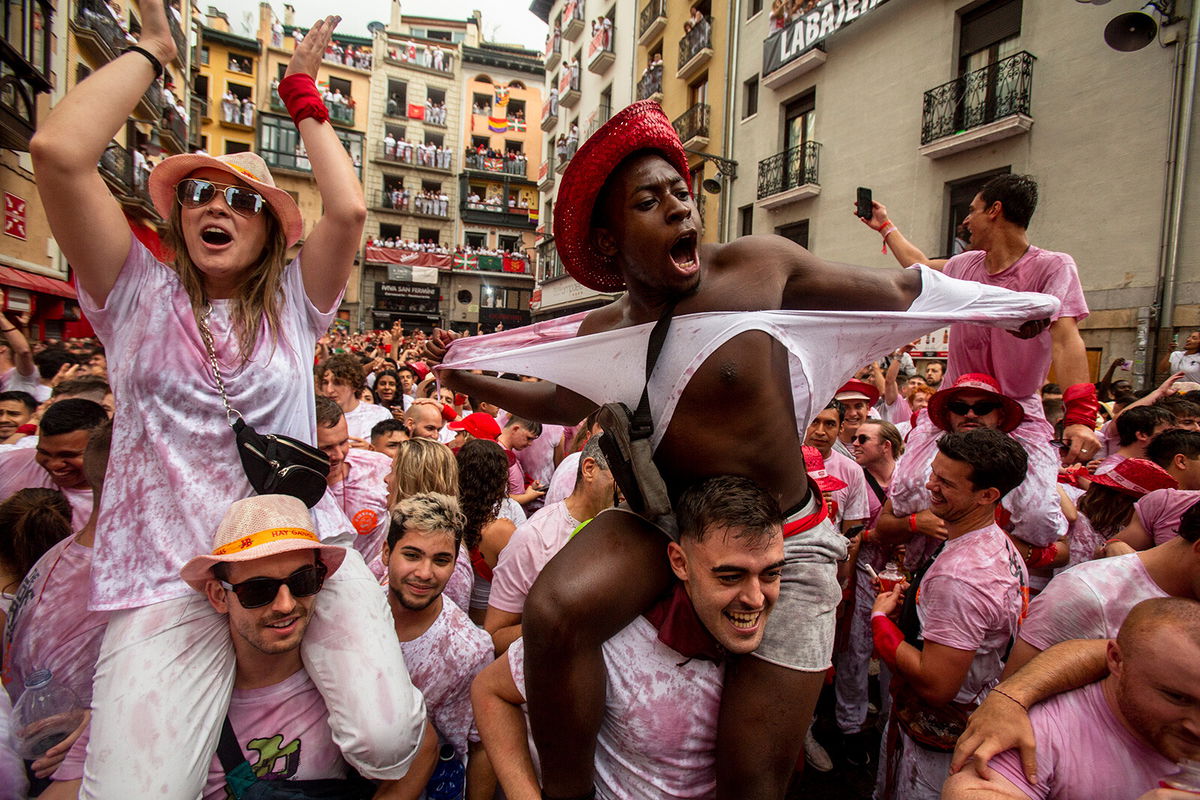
[488,117,509,133]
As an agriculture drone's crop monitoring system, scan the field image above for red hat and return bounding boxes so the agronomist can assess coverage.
[552,100,692,293]
[926,373,1025,433]
[407,361,430,380]
[835,380,881,408]
[803,446,847,492]
[1089,458,1178,497]
[448,412,501,441]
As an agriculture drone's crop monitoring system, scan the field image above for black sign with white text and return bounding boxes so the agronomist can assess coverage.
[763,0,888,77]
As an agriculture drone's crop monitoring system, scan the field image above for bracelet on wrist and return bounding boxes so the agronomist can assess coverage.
[991,687,1028,712]
[122,45,164,80]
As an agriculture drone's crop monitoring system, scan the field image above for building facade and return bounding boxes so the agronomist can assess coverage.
[728,0,1199,386]
[196,14,259,157]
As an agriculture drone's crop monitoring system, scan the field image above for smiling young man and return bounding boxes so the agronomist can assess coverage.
[0,390,35,443]
[320,353,392,442]
[871,428,1030,800]
[382,493,494,794]
[471,476,786,800]
[427,102,1058,799]
[0,399,104,531]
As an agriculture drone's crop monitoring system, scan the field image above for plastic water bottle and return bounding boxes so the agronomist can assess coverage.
[425,743,465,800]
[11,669,85,760]
[1160,759,1200,794]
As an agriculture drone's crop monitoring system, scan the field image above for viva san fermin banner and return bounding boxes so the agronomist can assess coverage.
[763,0,888,77]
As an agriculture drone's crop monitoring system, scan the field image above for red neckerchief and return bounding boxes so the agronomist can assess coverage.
[783,487,830,538]
[643,583,725,663]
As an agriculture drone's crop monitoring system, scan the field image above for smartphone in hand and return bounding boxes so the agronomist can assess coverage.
[856,187,873,220]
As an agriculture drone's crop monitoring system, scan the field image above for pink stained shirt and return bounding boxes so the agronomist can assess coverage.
[2,538,107,707]
[327,448,392,569]
[989,680,1174,800]
[509,615,723,800]
[824,449,869,527]
[487,500,581,615]
[1017,554,1167,650]
[77,238,341,611]
[398,595,492,758]
[1135,488,1200,545]
[942,247,1089,417]
[444,546,473,612]
[916,523,1029,704]
[58,668,348,797]
[343,401,394,442]
[0,448,93,532]
[1091,452,1126,476]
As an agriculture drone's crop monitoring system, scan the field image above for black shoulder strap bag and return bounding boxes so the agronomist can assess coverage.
[595,302,676,519]
[198,307,330,508]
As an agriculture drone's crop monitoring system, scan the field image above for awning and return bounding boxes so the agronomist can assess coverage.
[0,265,77,299]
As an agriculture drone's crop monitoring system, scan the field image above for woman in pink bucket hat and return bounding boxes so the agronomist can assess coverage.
[29,1,427,795]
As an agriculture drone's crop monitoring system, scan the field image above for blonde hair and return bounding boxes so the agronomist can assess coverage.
[163,189,289,359]
[387,437,459,508]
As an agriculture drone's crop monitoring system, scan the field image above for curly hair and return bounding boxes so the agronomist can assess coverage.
[455,438,510,552]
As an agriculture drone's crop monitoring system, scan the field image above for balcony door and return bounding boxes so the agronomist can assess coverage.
[958,0,1022,129]
[783,93,814,189]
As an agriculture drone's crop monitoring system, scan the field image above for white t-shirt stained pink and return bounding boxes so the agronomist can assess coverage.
[77,238,340,611]
[444,546,473,612]
[397,595,492,758]
[0,448,92,531]
[343,401,393,442]
[1135,488,1200,545]
[824,449,869,526]
[1018,554,1167,650]
[488,500,580,615]
[2,538,107,708]
[942,246,1089,417]
[989,680,1174,800]
[327,448,392,570]
[59,668,348,798]
[509,615,723,800]
[917,523,1028,704]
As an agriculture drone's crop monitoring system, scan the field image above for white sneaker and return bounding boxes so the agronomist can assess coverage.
[804,726,833,772]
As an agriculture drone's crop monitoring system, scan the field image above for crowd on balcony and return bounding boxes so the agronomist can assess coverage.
[78,0,136,50]
[544,25,562,58]
[367,237,451,254]
[683,5,708,34]
[769,0,822,32]
[544,87,559,119]
[465,191,531,214]
[385,186,450,217]
[324,42,373,70]
[386,41,453,73]
[638,52,664,92]
[220,90,254,126]
[465,146,528,174]
[424,98,448,125]
[589,17,614,52]
[457,243,528,260]
[382,134,454,170]
[554,124,579,165]
[562,58,581,91]
[227,56,253,75]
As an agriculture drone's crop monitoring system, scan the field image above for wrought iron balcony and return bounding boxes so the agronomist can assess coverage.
[465,151,529,177]
[538,237,565,282]
[638,0,667,44]
[541,99,558,131]
[160,105,189,154]
[921,51,1035,146]
[329,102,355,127]
[138,81,165,123]
[379,190,451,219]
[559,68,581,109]
[167,9,187,64]
[671,102,709,147]
[563,0,585,41]
[461,201,536,229]
[677,18,713,80]
[73,0,130,63]
[637,66,664,102]
[98,142,155,214]
[545,33,561,70]
[539,153,555,190]
[757,141,821,206]
[584,105,612,141]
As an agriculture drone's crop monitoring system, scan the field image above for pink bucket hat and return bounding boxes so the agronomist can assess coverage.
[180,494,346,591]
[149,151,304,246]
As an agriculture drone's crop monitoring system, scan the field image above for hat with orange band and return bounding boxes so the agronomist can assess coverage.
[180,494,347,591]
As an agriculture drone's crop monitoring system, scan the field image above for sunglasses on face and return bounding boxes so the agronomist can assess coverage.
[176,178,265,217]
[220,562,327,608]
[852,434,874,444]
[946,399,1003,417]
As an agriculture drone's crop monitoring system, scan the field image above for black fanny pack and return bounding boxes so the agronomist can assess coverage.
[199,308,330,508]
[596,303,676,519]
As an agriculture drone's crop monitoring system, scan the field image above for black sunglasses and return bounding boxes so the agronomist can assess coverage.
[946,399,1004,417]
[220,562,327,608]
[852,434,874,444]
[176,178,265,217]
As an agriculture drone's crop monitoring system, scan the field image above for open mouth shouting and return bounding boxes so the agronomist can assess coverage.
[668,230,700,277]
[200,225,234,248]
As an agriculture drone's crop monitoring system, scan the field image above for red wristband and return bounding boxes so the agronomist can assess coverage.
[1062,383,1100,430]
[277,74,329,125]
[908,513,918,534]
[1027,544,1057,569]
[15,424,36,435]
[872,613,905,670]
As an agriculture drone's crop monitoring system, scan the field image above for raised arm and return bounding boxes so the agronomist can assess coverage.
[287,17,368,312]
[771,235,924,311]
[29,0,178,306]
[0,314,34,378]
[855,201,949,271]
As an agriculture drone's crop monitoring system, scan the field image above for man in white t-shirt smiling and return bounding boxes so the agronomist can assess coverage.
[471,476,785,800]
[319,353,392,442]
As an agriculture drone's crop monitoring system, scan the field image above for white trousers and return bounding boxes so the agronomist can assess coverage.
[81,548,426,798]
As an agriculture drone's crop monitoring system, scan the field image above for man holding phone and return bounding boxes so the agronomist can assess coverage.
[857,175,1100,466]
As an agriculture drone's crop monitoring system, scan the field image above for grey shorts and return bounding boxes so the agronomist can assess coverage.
[605,491,846,672]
